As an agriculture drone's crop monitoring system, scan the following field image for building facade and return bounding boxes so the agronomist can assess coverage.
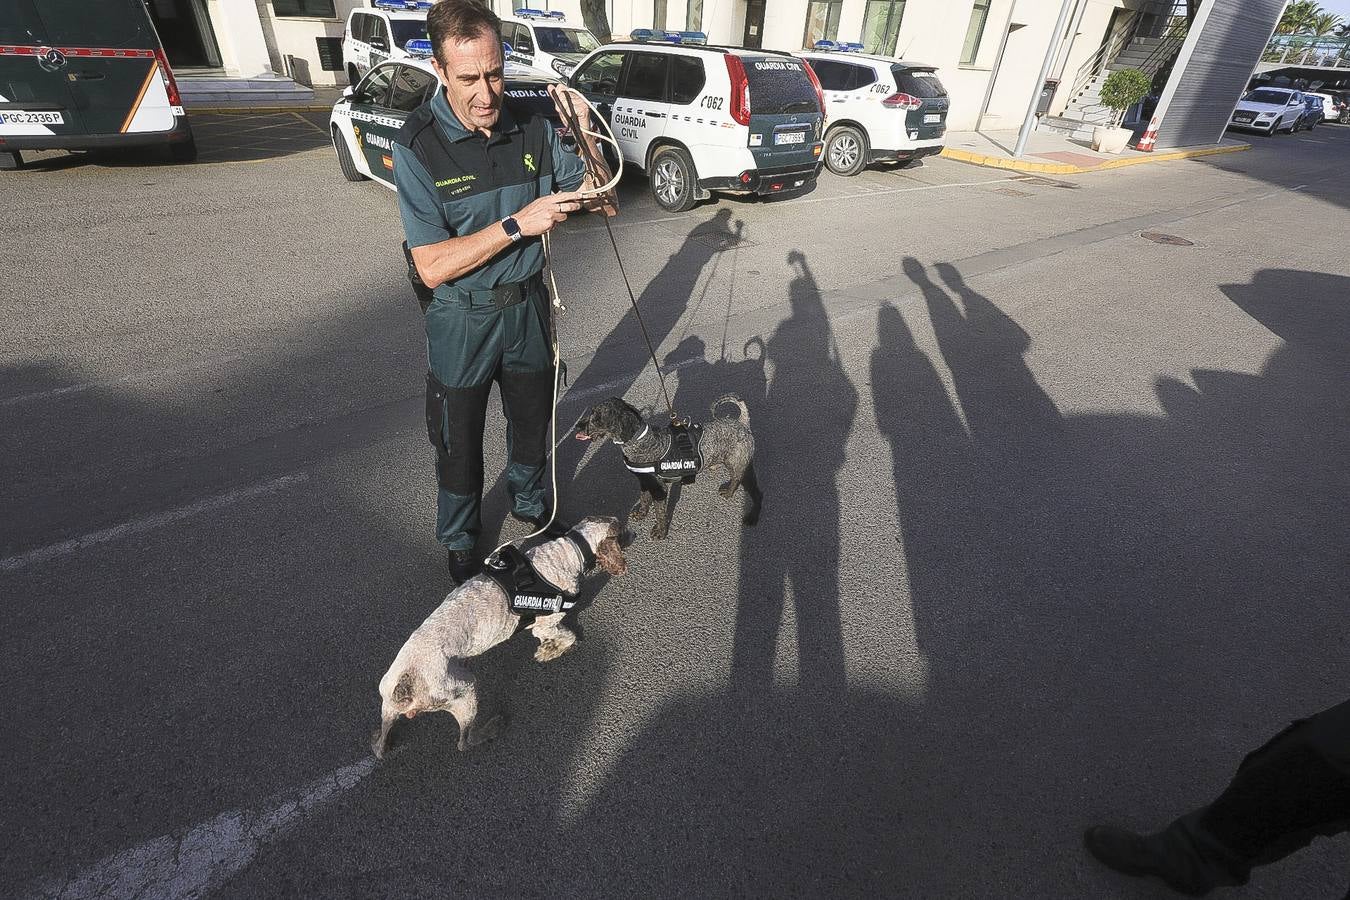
[147,0,363,88]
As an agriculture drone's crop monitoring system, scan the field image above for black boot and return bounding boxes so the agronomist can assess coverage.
[447,549,481,585]
[1083,826,1213,896]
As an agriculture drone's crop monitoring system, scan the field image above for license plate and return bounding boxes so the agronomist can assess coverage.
[924,113,941,124]
[1234,114,1254,122]
[0,111,64,125]
[774,131,805,145]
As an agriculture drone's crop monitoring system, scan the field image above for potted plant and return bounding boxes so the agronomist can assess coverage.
[1093,68,1153,153]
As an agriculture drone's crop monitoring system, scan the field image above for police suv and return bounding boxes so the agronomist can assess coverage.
[798,42,949,177]
[500,9,601,79]
[342,0,434,87]
[329,51,568,189]
[567,36,826,212]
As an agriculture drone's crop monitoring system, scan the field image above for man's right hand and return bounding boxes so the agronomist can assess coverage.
[515,191,585,237]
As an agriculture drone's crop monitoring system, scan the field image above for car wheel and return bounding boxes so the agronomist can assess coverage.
[824,125,867,177]
[0,150,23,171]
[649,146,698,213]
[168,133,198,163]
[333,125,367,182]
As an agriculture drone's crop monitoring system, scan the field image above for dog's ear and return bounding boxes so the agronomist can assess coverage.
[595,533,628,577]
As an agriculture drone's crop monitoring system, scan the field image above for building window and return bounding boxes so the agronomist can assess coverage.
[802,0,842,49]
[272,0,336,18]
[686,0,703,32]
[861,0,905,56]
[960,0,992,65]
[653,0,667,30]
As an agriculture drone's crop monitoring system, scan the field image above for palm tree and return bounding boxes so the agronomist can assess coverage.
[1277,0,1322,34]
[1309,12,1344,35]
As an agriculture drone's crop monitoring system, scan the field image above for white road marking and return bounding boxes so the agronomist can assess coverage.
[0,355,246,408]
[791,175,1020,206]
[1,473,309,573]
[24,757,375,900]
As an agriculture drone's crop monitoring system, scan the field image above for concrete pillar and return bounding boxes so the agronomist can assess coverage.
[205,0,275,77]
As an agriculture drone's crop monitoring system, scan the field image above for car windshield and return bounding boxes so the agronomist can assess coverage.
[743,56,820,115]
[534,27,599,54]
[1244,90,1291,104]
[391,20,428,48]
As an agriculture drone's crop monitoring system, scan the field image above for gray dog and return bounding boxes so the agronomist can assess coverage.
[373,516,627,758]
[575,396,762,539]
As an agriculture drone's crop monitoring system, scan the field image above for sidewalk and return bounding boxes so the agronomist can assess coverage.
[941,127,1251,175]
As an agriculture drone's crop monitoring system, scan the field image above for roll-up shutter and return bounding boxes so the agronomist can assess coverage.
[1150,0,1286,149]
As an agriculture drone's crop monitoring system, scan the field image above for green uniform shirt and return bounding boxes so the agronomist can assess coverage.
[393,89,586,297]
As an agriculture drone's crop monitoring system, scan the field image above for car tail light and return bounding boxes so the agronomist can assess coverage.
[739,170,753,184]
[882,92,921,111]
[802,59,825,116]
[724,54,751,126]
[154,48,183,108]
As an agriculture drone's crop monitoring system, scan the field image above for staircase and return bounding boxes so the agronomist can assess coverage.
[1040,1,1189,141]
[177,73,316,109]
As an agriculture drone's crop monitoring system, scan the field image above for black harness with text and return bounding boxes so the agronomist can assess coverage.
[623,421,704,485]
[483,530,595,619]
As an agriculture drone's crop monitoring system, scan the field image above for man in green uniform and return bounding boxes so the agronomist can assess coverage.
[394,0,613,583]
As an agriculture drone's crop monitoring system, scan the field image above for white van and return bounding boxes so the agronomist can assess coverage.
[342,0,433,86]
[500,9,601,79]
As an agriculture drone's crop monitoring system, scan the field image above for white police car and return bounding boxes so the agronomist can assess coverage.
[501,9,601,79]
[568,36,825,212]
[798,42,949,177]
[342,0,438,87]
[330,52,567,189]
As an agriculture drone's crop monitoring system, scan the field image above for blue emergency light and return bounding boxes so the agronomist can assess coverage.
[374,0,434,10]
[405,38,434,56]
[813,40,863,52]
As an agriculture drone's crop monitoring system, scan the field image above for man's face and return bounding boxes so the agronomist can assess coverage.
[432,30,504,134]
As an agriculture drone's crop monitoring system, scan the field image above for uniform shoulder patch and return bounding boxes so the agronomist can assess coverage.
[395,104,436,149]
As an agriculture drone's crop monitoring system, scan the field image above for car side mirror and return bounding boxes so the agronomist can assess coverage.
[343,85,355,99]
[371,37,389,52]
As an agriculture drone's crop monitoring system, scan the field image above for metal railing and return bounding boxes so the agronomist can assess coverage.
[1262,35,1350,69]
[1067,10,1140,102]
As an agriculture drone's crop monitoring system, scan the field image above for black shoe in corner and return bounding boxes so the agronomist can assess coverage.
[510,510,570,538]
[447,549,482,585]
[1083,825,1211,897]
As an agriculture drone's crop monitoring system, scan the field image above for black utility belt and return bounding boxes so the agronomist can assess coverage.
[446,274,543,310]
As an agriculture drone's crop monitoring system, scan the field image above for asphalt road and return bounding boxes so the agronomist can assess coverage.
[2,119,1347,899]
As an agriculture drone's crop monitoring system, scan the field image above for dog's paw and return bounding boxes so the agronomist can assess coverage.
[718,481,739,499]
[650,522,669,540]
[534,636,576,662]
[465,713,506,749]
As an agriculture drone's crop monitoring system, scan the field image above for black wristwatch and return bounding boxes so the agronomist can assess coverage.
[501,215,522,243]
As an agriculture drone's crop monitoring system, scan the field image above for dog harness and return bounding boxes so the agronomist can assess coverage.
[623,421,704,484]
[483,529,596,618]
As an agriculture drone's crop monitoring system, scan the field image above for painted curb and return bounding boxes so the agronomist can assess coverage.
[940,141,1251,175]
[187,106,333,115]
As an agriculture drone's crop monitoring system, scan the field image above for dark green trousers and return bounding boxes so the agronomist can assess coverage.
[424,276,555,550]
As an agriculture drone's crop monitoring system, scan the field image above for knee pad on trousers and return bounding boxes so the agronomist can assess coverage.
[500,367,555,467]
[426,372,492,494]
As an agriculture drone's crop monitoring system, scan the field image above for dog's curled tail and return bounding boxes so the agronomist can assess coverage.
[712,393,749,426]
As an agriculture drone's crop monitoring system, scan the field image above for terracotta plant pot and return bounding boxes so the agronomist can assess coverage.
[1091,125,1133,154]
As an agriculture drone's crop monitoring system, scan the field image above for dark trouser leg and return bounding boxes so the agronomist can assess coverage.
[499,365,555,518]
[426,373,493,551]
[1158,698,1350,890]
[499,283,557,520]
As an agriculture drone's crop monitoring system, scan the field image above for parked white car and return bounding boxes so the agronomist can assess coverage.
[567,41,826,211]
[1229,87,1305,135]
[798,43,949,176]
[500,9,601,79]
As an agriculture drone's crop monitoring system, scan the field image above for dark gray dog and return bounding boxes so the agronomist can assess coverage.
[575,396,762,539]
